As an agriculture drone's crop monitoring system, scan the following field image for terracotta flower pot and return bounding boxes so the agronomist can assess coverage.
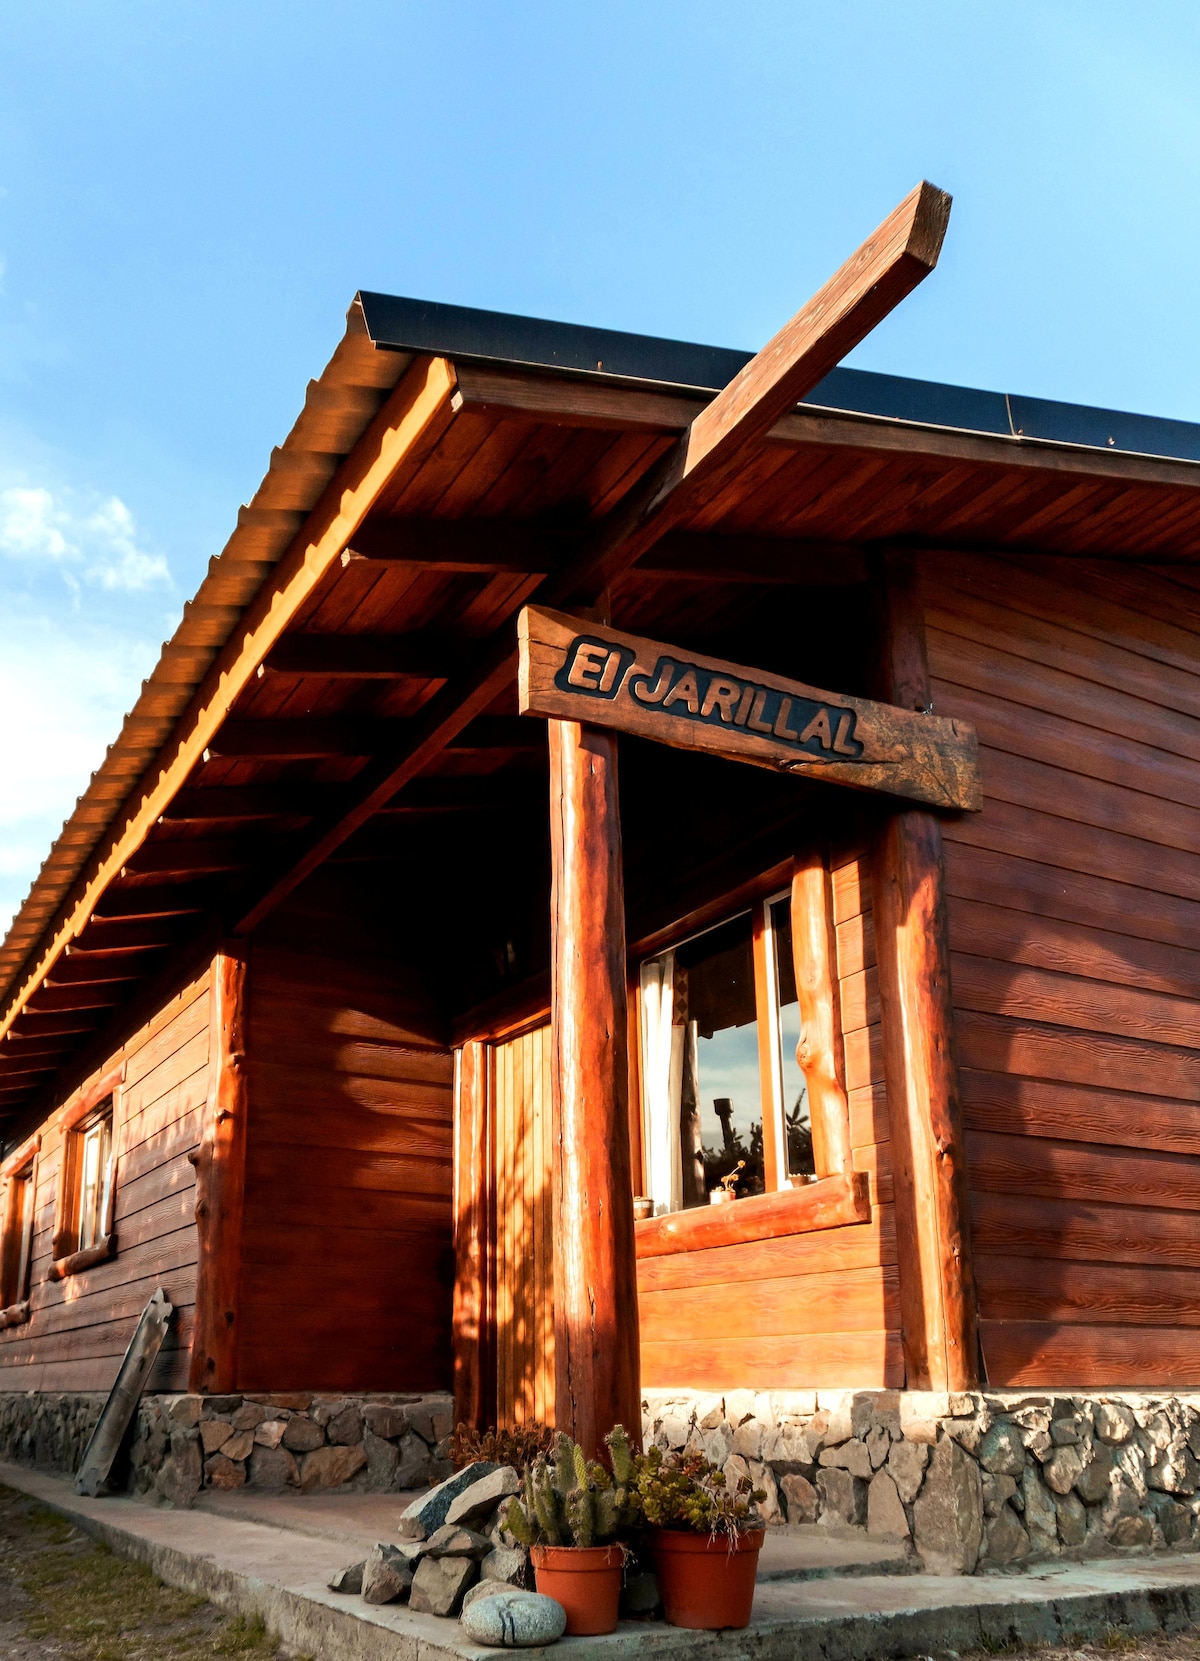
[651,1527,764,1629]
[530,1542,624,1635]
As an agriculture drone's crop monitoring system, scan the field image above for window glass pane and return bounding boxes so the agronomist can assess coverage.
[14,1172,33,1301]
[769,898,815,1180]
[78,1111,113,1252]
[674,914,765,1206]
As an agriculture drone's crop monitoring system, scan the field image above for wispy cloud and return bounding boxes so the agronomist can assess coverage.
[0,484,169,591]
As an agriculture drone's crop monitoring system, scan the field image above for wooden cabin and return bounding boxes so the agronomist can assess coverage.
[1,189,1198,1459]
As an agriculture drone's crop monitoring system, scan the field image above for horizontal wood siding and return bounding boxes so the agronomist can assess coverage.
[0,968,209,1392]
[925,551,1200,1387]
[238,945,454,1391]
[637,848,902,1390]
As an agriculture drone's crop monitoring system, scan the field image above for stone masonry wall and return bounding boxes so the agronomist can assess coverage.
[643,1388,1200,1573]
[0,1390,454,1508]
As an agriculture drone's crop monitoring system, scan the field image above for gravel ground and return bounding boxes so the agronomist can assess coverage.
[0,1483,299,1661]
[924,1632,1200,1661]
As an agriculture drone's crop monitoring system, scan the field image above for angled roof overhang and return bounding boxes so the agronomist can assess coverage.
[3,291,1200,1125]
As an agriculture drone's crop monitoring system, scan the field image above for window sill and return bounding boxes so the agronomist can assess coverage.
[634,1171,869,1259]
[48,1236,117,1282]
[0,1301,29,1330]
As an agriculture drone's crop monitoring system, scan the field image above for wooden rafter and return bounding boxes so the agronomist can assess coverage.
[260,632,465,679]
[234,183,952,934]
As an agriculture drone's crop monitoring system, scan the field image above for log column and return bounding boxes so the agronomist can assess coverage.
[549,719,641,1456]
[189,945,249,1393]
[869,553,980,1391]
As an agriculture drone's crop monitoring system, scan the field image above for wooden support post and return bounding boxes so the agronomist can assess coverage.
[453,1039,493,1430]
[791,852,852,1177]
[189,945,249,1393]
[869,554,979,1391]
[549,720,641,1457]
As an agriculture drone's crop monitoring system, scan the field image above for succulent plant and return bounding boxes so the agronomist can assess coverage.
[502,1426,642,1549]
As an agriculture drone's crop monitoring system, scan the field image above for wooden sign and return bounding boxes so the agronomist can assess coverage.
[518,606,980,812]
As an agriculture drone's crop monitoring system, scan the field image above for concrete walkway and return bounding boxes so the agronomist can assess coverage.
[4,1460,1200,1661]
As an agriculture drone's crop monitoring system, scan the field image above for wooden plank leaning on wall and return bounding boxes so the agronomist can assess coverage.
[188,946,248,1393]
[870,551,980,1391]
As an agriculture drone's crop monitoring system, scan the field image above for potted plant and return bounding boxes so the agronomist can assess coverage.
[503,1428,640,1635]
[633,1445,766,1629]
[708,1160,745,1205]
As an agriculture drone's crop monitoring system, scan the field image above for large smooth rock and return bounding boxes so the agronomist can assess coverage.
[462,1580,509,1612]
[362,1542,414,1605]
[461,1590,567,1647]
[282,1416,325,1454]
[410,1553,478,1616]
[399,1461,500,1540]
[912,1437,983,1573]
[446,1465,521,1529]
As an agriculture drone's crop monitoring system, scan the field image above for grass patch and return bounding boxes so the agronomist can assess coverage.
[0,1483,292,1661]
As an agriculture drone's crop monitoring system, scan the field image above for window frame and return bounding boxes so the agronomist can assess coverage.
[0,1133,41,1325]
[49,1063,123,1281]
[632,850,863,1245]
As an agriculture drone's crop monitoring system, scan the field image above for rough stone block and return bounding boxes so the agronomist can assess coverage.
[1146,1493,1192,1545]
[913,1436,983,1574]
[282,1416,325,1454]
[445,1464,521,1529]
[780,1472,819,1524]
[1022,1465,1060,1554]
[231,1402,269,1432]
[204,1453,246,1490]
[328,1560,364,1594]
[820,1437,872,1480]
[899,1393,946,1446]
[363,1429,400,1490]
[731,1419,763,1460]
[298,1442,367,1492]
[887,1439,929,1504]
[363,1404,410,1441]
[427,1524,493,1559]
[362,1542,414,1605]
[200,1420,233,1455]
[703,1425,733,1466]
[867,1470,909,1540]
[1055,1490,1087,1546]
[399,1461,501,1539]
[156,1429,202,1509]
[1110,1514,1154,1548]
[168,1396,204,1428]
[1050,1416,1080,1445]
[199,1396,242,1417]
[1095,1402,1136,1444]
[1043,1444,1084,1495]
[395,1431,433,1489]
[327,1405,364,1446]
[866,1425,891,1469]
[619,1569,661,1617]
[254,1420,287,1450]
[982,1503,1030,1565]
[410,1553,478,1617]
[982,1472,1018,1517]
[1074,1445,1113,1505]
[265,1392,312,1411]
[817,1466,866,1528]
[481,1546,529,1587]
[248,1445,298,1489]
[222,1430,254,1463]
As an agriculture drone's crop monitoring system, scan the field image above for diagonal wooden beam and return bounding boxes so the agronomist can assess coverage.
[234,184,951,933]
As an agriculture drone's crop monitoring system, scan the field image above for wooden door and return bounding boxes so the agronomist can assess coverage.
[490,1025,555,1427]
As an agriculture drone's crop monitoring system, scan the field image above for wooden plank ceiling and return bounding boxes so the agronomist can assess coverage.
[3,346,1200,1123]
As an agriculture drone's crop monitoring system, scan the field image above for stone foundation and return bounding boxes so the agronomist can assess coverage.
[643,1388,1200,1573]
[0,1390,454,1508]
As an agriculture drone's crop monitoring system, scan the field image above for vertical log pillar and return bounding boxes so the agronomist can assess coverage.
[870,552,979,1391]
[189,945,249,1393]
[791,851,852,1177]
[549,719,641,1456]
[453,1039,493,1430]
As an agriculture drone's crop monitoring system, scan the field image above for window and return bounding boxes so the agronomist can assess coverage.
[0,1148,37,1315]
[77,1109,114,1253]
[638,890,817,1215]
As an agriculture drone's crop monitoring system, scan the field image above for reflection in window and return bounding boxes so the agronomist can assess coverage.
[77,1109,113,1252]
[769,897,816,1181]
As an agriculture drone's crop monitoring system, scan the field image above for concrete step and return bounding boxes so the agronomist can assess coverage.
[4,1461,1200,1661]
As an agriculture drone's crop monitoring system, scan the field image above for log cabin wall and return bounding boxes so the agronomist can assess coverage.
[237,917,455,1393]
[921,551,1200,1388]
[634,846,903,1391]
[0,964,210,1392]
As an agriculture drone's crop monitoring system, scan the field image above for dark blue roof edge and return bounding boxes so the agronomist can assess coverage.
[356,291,1200,469]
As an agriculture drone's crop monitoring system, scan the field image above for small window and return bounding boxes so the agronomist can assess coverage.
[77,1109,114,1253]
[639,893,817,1216]
[1,1158,36,1311]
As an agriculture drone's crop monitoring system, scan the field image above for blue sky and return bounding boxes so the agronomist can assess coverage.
[2,0,1199,932]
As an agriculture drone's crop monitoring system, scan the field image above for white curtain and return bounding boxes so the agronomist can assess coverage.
[639,953,684,1215]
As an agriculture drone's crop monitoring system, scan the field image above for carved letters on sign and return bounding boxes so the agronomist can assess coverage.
[519,606,981,812]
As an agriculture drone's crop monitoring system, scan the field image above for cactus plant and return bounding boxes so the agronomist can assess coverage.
[502,1426,643,1549]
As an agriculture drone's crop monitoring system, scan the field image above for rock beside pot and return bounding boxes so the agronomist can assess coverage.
[461,1590,567,1647]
